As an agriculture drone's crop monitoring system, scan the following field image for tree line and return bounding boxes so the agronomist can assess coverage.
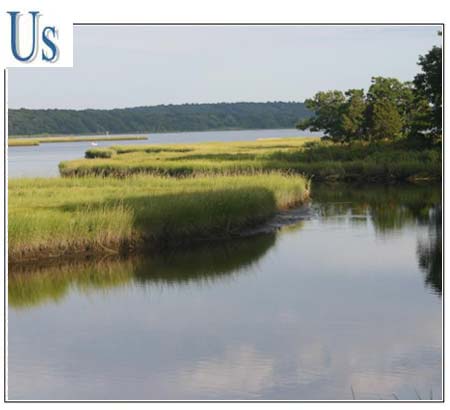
[297,43,442,146]
[9,102,311,136]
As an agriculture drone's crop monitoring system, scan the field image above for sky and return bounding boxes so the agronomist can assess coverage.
[9,25,441,110]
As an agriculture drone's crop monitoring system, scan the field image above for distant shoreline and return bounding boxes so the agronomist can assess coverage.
[8,101,311,136]
[8,135,148,147]
[8,127,304,139]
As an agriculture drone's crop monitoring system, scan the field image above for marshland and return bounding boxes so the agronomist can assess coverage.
[10,133,442,262]
[8,173,442,400]
[7,26,442,401]
[9,172,310,262]
[62,137,441,181]
[7,127,442,402]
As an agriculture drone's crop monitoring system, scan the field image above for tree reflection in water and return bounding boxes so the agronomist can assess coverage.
[417,204,442,295]
[312,183,442,295]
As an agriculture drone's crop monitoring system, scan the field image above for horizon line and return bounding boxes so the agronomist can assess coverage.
[8,100,307,112]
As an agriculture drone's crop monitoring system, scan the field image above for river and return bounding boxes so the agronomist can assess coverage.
[8,180,442,400]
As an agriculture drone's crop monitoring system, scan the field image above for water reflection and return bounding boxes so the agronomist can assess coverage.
[8,183,442,400]
[312,183,441,234]
[9,233,276,309]
[417,205,442,295]
[312,183,442,298]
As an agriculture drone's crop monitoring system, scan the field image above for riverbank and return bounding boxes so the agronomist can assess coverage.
[9,174,309,263]
[9,137,441,263]
[59,138,441,182]
[8,135,148,147]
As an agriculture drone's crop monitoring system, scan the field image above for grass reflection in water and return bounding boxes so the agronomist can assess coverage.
[9,233,276,309]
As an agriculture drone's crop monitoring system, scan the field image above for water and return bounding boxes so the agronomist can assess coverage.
[8,128,321,178]
[8,183,442,400]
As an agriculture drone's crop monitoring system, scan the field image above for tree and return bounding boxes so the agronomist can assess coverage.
[366,77,413,140]
[369,99,404,140]
[412,45,442,144]
[299,79,414,143]
[297,90,346,141]
[340,89,366,141]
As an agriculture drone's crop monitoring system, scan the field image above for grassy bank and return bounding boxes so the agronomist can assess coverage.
[59,138,441,182]
[8,135,148,147]
[9,174,309,262]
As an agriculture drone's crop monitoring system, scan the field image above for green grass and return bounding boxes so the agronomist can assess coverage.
[60,138,442,182]
[8,135,148,146]
[9,174,309,262]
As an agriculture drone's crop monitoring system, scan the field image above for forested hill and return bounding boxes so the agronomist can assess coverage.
[8,102,311,136]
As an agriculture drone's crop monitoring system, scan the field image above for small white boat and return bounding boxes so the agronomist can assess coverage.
[90,142,98,146]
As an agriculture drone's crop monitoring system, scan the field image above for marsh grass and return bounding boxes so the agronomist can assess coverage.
[61,138,441,181]
[8,135,148,147]
[9,174,309,262]
[8,139,40,146]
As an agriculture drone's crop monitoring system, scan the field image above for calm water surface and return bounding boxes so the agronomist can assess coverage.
[8,128,321,178]
[8,183,442,400]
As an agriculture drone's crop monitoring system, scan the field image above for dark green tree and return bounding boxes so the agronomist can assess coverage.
[366,77,413,140]
[412,45,442,144]
[296,90,346,141]
[340,89,366,141]
[369,99,403,140]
